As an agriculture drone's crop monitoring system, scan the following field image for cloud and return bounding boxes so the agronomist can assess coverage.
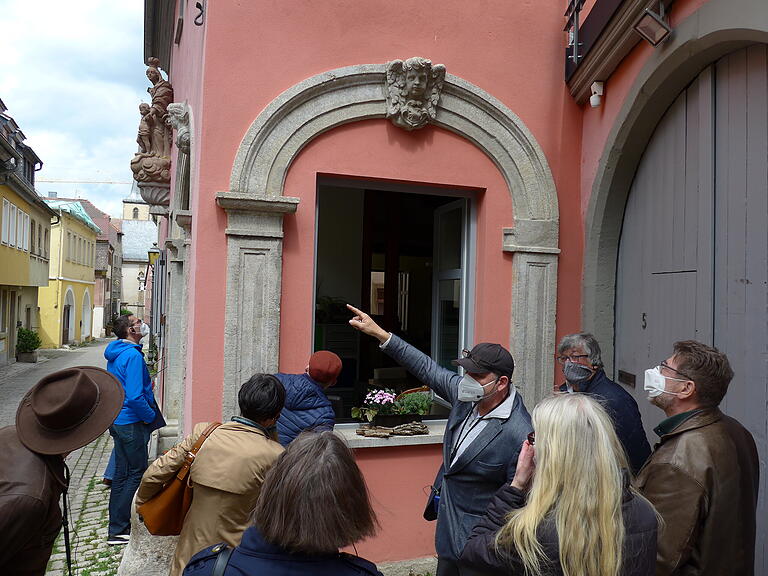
[0,0,150,217]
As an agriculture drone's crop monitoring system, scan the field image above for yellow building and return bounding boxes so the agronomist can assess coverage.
[0,99,56,365]
[38,199,100,348]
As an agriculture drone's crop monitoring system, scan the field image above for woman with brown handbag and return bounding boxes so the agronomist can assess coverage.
[182,430,383,576]
[135,374,286,576]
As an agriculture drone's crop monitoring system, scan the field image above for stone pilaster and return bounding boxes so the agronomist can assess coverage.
[216,192,299,417]
[503,220,560,408]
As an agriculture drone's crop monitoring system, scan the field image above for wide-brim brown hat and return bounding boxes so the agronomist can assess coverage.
[16,366,124,455]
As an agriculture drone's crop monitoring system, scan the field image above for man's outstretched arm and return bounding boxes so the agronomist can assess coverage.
[347,304,460,403]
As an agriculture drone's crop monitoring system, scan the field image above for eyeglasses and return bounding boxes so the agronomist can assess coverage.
[555,354,590,365]
[461,349,493,372]
[527,431,535,446]
[659,361,692,381]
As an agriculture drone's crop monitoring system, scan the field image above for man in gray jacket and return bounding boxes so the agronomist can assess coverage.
[348,305,532,576]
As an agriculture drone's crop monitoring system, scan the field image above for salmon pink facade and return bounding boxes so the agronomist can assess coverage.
[144,0,768,568]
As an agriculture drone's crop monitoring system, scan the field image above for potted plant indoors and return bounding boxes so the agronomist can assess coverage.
[16,328,42,363]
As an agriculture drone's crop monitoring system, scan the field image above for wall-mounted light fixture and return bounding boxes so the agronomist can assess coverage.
[590,82,604,108]
[634,2,672,46]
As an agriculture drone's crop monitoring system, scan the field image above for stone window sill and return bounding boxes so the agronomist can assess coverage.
[335,420,446,449]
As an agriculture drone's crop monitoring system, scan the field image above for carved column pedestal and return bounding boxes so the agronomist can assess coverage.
[216,192,299,417]
[503,220,560,408]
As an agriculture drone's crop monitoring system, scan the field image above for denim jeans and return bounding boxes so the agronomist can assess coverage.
[108,422,149,537]
[104,425,151,481]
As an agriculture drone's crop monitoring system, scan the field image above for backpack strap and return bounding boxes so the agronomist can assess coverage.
[210,543,233,576]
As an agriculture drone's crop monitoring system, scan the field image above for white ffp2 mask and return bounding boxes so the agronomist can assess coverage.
[458,374,499,403]
[644,366,686,398]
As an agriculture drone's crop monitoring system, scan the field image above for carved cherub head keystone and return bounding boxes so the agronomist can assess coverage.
[386,57,446,131]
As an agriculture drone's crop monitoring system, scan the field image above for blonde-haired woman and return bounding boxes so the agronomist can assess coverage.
[460,393,657,576]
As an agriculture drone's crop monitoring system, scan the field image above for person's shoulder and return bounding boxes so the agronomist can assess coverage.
[503,393,532,427]
[338,553,384,575]
[182,542,230,575]
[591,372,639,406]
[625,490,659,531]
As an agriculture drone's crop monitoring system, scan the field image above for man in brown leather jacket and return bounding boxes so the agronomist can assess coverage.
[0,368,123,575]
[636,340,759,576]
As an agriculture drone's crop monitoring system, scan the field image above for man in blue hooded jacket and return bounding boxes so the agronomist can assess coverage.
[275,351,341,446]
[104,314,164,544]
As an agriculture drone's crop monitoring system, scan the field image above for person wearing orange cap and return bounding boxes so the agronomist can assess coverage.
[275,351,342,446]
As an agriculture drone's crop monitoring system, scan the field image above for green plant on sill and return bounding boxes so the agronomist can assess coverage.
[392,392,431,416]
[16,328,42,353]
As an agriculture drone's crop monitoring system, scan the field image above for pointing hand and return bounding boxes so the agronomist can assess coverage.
[347,304,390,343]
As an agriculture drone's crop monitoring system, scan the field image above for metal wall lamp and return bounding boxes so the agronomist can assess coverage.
[634,3,672,46]
[147,243,161,267]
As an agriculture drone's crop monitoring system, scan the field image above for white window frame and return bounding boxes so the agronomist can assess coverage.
[16,209,23,250]
[22,212,29,251]
[9,204,16,247]
[1,199,8,245]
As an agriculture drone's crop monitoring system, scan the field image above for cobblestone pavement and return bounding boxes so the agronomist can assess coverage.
[0,341,126,575]
[45,432,124,575]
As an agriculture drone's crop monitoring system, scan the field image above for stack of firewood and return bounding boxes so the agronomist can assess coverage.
[355,422,430,438]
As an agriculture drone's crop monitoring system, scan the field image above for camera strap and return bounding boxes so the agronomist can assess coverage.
[62,462,73,576]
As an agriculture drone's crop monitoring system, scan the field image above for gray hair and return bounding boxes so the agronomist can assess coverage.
[557,333,603,368]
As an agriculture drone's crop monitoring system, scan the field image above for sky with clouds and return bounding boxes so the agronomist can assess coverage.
[0,0,147,217]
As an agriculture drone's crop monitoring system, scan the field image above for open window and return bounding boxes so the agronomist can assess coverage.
[313,178,476,420]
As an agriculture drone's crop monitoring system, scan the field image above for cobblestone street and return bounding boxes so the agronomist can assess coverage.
[0,341,125,575]
[45,432,123,576]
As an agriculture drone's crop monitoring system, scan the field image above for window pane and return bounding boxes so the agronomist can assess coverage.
[436,207,462,271]
[9,205,16,247]
[17,210,23,249]
[437,279,461,369]
[1,200,8,244]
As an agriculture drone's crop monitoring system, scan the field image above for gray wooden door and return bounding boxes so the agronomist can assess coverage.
[615,45,767,572]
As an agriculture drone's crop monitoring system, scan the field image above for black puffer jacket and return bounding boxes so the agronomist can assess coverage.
[459,478,657,576]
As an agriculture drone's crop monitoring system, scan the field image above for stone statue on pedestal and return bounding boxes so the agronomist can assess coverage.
[130,57,175,206]
[386,57,446,131]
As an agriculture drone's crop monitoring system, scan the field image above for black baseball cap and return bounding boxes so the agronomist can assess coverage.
[452,343,515,377]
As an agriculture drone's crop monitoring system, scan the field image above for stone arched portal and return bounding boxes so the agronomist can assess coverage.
[217,63,560,416]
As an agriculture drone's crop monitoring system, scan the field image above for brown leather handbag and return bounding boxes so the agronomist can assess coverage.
[138,421,221,536]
